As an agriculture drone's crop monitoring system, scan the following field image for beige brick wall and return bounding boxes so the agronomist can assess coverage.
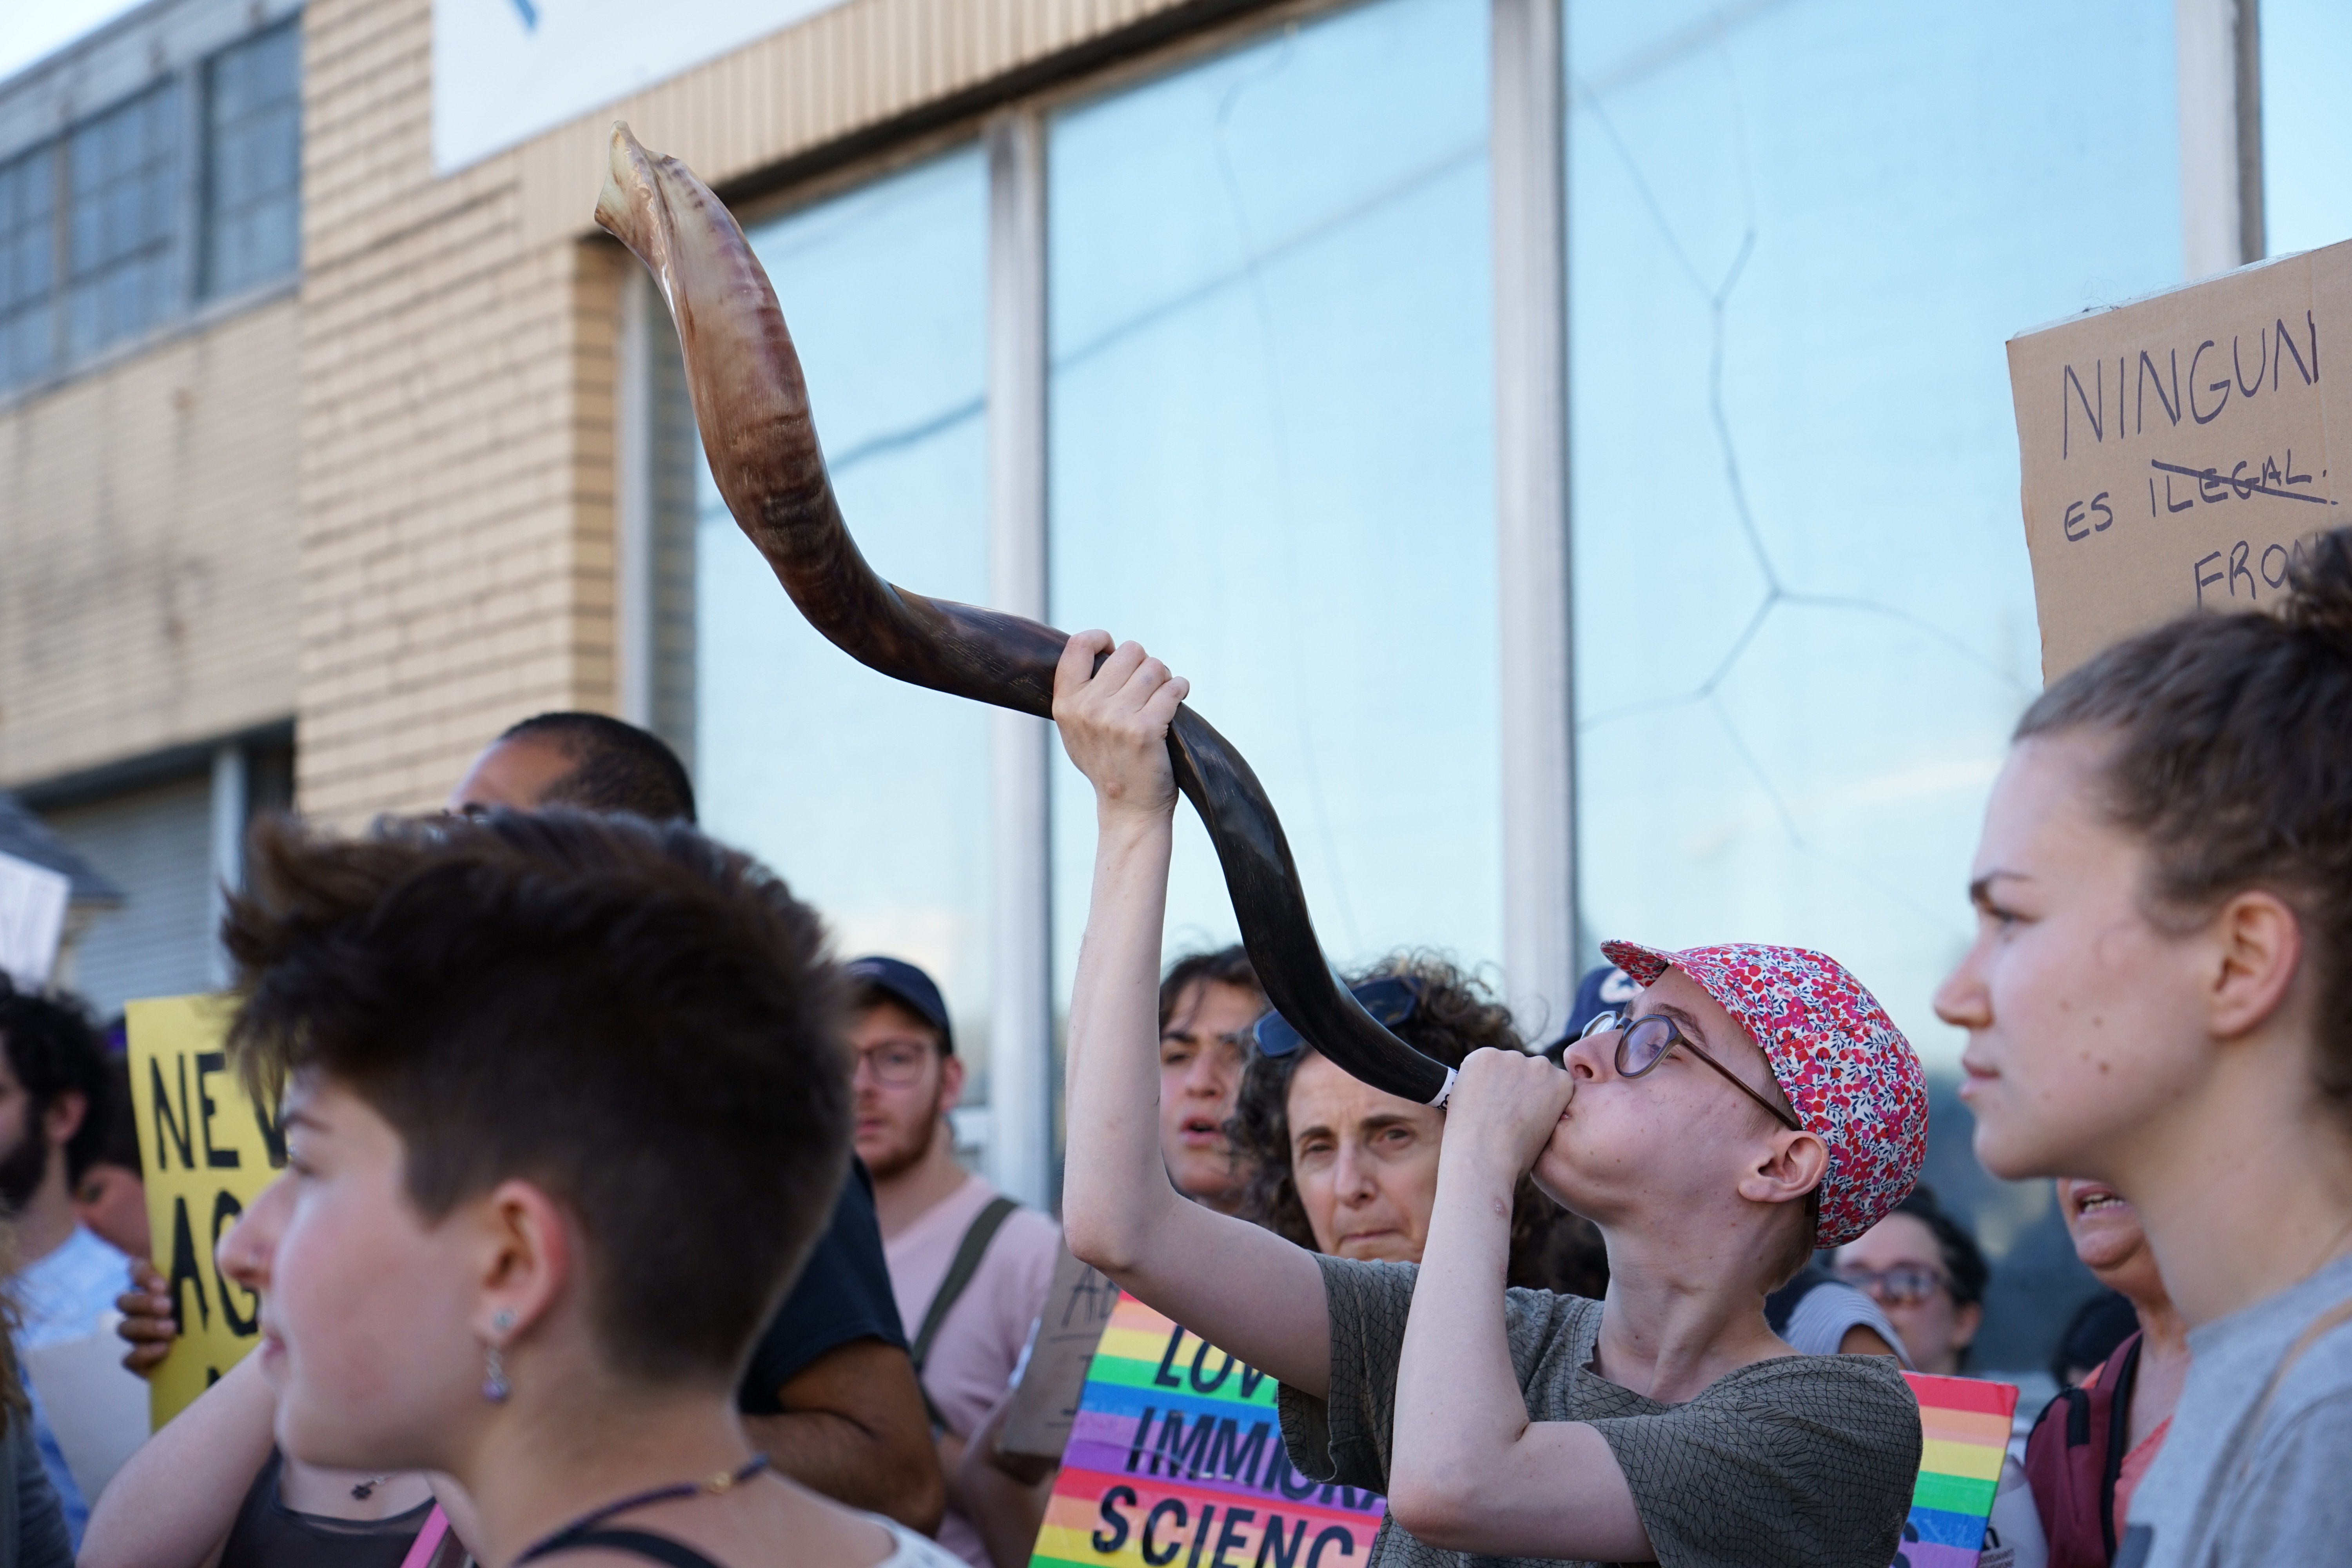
[294,0,1215,823]
[0,298,301,789]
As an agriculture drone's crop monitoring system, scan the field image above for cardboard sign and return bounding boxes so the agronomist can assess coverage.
[0,850,69,987]
[1893,1372,2017,1568]
[1031,1293,1385,1568]
[1000,1245,1123,1463]
[125,995,286,1426]
[2007,240,2352,679]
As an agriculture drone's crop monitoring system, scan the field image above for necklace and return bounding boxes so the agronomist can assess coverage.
[350,1475,393,1501]
[515,1454,771,1564]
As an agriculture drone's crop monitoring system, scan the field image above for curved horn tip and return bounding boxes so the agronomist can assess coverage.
[594,121,660,243]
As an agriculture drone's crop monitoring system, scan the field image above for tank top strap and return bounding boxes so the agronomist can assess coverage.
[516,1527,728,1568]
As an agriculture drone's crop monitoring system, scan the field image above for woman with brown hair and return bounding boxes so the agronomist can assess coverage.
[1226,954,1606,1296]
[1937,527,2352,1568]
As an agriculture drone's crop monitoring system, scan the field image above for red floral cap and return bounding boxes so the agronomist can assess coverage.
[1598,939,1927,1249]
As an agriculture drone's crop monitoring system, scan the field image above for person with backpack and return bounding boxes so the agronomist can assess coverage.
[2023,1181,2188,1568]
[845,957,1058,1568]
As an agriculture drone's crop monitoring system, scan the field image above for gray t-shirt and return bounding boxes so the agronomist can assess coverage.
[1277,1256,1919,1568]
[2126,1249,2352,1568]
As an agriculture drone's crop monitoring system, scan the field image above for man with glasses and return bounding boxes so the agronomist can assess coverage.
[846,956,1059,1568]
[1051,630,1933,1568]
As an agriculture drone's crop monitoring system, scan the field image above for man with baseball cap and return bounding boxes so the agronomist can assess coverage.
[844,956,1059,1568]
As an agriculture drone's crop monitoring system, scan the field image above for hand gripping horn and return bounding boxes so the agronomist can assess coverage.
[593,123,1457,1106]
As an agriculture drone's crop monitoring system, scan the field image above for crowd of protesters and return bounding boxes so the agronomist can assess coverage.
[0,530,2348,1567]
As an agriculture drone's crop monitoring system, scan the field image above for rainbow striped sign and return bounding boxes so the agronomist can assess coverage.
[1032,1293,1385,1568]
[1894,1372,2018,1568]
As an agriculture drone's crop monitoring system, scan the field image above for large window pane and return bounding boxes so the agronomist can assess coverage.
[694,150,995,1074]
[65,81,181,361]
[205,20,302,298]
[1569,0,2180,1370]
[2261,0,2352,256]
[1049,0,1497,1003]
[0,147,54,387]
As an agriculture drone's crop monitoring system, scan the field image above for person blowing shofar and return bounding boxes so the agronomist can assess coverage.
[1051,629,1931,1568]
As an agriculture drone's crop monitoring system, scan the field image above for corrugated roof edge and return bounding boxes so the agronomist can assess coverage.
[0,791,123,903]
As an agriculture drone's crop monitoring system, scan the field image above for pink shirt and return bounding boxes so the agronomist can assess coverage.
[885,1174,1060,1568]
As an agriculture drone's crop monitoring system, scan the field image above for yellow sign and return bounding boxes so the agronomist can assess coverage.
[125,995,285,1427]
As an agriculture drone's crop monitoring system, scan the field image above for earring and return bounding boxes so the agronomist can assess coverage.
[483,1310,516,1404]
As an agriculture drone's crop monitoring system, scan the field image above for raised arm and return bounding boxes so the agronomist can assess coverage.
[1387,1049,1651,1561]
[1053,632,1330,1394]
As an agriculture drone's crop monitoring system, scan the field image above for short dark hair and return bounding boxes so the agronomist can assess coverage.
[95,1054,138,1173]
[222,809,848,1385]
[1158,946,1261,1031]
[1227,953,1608,1298]
[1894,1183,1989,1310]
[500,712,697,823]
[0,978,110,1184]
[2018,527,2352,1111]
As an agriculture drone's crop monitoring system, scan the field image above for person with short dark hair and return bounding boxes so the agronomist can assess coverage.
[1154,946,1262,1212]
[1835,1183,1989,1375]
[207,810,961,1568]
[454,710,699,822]
[1228,953,1606,1297]
[71,1053,148,1259]
[842,956,1057,1568]
[1936,527,2352,1566]
[96,714,940,1566]
[457,718,941,1531]
[0,976,122,1543]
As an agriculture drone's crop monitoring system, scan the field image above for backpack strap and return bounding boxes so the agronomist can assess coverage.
[519,1528,727,1568]
[2098,1331,2145,1562]
[911,1194,1021,1426]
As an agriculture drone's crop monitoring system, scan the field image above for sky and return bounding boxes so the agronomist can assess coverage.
[0,0,145,87]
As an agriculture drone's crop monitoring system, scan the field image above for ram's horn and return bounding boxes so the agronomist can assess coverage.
[594,122,1455,1105]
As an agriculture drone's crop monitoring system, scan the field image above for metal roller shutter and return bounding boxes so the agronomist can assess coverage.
[45,774,216,1018]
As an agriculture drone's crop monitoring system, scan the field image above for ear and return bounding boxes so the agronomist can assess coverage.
[2206,889,2305,1040]
[936,1053,966,1115]
[1736,1126,1829,1209]
[1951,1299,1985,1352]
[42,1089,87,1147]
[471,1178,575,1344]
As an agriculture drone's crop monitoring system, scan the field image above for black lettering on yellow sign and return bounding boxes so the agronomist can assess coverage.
[129,995,288,1428]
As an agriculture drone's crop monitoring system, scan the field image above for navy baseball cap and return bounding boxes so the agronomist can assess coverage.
[1541,963,1638,1063]
[844,955,954,1054]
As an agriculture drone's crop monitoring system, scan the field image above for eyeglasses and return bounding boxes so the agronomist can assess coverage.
[1832,1262,1947,1307]
[855,1039,938,1087]
[1576,1010,1802,1131]
[1252,975,1424,1058]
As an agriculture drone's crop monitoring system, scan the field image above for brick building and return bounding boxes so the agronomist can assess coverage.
[2,0,2344,1368]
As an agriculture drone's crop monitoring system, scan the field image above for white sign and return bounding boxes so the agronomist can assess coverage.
[432,0,846,175]
[0,850,68,988]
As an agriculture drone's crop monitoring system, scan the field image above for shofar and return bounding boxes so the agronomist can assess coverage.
[593,122,1456,1106]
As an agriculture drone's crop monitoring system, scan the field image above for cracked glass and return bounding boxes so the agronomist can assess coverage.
[1569,0,2182,1075]
[693,148,995,1076]
[1047,0,1498,1005]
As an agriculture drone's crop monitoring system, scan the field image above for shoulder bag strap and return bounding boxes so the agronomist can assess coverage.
[909,1194,1020,1430]
[912,1195,1021,1371]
